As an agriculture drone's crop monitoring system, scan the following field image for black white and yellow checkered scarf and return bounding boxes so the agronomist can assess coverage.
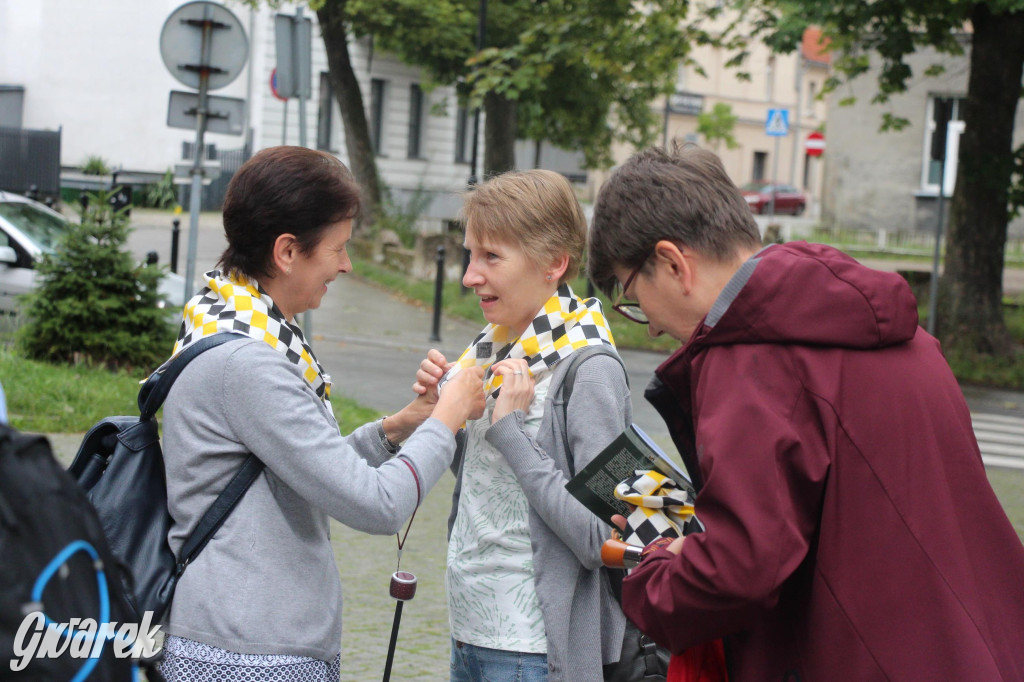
[614,470,695,547]
[446,283,615,398]
[172,269,332,408]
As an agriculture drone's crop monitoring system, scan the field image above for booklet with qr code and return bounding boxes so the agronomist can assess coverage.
[565,423,694,527]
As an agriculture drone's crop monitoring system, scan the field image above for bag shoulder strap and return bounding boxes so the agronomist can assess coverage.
[176,454,264,576]
[139,334,264,575]
[560,344,628,477]
[139,334,244,418]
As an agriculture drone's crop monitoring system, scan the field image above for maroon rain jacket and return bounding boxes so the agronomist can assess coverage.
[622,242,1024,681]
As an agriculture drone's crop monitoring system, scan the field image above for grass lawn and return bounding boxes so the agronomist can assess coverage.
[0,349,380,435]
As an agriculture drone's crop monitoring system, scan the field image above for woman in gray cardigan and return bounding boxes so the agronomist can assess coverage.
[156,146,485,682]
[415,170,631,681]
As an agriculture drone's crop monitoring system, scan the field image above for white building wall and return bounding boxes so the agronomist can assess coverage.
[252,6,478,224]
[0,0,256,174]
[1,0,477,224]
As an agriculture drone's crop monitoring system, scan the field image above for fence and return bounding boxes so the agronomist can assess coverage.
[0,126,61,199]
[177,146,249,211]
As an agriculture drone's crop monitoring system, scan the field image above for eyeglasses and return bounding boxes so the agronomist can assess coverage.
[612,262,649,324]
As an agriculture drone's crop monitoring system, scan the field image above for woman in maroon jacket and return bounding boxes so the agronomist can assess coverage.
[588,145,1024,681]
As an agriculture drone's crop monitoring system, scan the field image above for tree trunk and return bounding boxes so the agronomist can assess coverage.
[938,6,1024,357]
[316,3,382,234]
[483,92,518,178]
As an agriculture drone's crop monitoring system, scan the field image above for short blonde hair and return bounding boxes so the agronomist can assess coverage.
[461,169,587,283]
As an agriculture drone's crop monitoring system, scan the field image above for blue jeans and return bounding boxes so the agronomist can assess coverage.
[450,638,549,682]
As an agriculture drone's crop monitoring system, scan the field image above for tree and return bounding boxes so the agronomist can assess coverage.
[316,1,384,231]
[246,0,391,233]
[317,0,691,177]
[743,0,1024,358]
[18,191,175,369]
[256,0,690,229]
[696,102,740,152]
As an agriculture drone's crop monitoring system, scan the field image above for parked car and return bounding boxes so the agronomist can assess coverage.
[740,181,806,216]
[0,191,186,315]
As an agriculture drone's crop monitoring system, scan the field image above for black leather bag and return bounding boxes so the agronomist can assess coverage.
[68,334,263,622]
[604,620,671,682]
[559,347,670,682]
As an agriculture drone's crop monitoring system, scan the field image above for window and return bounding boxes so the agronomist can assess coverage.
[805,81,817,116]
[408,84,425,159]
[455,106,472,164]
[316,72,335,152]
[752,151,767,181]
[921,96,966,196]
[370,78,387,155]
[765,56,775,101]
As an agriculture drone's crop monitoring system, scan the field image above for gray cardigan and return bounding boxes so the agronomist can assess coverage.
[161,338,456,661]
[448,350,632,681]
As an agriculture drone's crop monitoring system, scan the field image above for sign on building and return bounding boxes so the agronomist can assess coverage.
[766,109,789,137]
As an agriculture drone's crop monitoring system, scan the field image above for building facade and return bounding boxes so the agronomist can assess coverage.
[0,0,480,229]
[822,39,1024,237]
[595,26,830,217]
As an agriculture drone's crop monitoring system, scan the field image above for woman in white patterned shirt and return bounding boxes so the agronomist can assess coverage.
[415,170,632,681]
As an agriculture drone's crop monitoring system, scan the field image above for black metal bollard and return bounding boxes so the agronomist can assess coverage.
[79,191,89,223]
[430,245,445,342]
[170,218,181,273]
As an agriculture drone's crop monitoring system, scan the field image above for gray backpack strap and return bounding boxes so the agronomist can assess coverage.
[560,344,628,476]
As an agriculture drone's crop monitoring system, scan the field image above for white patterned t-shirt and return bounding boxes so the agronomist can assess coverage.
[446,373,552,653]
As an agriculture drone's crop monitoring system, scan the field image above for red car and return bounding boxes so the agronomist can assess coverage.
[740,181,806,216]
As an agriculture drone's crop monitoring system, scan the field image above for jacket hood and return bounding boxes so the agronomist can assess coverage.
[697,241,919,351]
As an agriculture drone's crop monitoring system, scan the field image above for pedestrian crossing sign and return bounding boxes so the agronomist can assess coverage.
[766,109,789,136]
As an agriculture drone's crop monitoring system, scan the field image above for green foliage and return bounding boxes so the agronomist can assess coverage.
[343,0,692,170]
[143,169,178,210]
[17,189,176,371]
[80,155,111,176]
[377,184,434,249]
[697,103,740,151]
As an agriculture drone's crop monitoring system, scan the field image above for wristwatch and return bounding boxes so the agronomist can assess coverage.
[377,416,400,454]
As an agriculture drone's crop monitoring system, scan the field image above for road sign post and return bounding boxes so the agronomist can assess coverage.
[160,1,248,303]
[765,109,789,222]
[274,7,314,335]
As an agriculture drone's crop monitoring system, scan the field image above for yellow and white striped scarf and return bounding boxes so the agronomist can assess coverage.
[445,283,615,398]
[171,269,332,408]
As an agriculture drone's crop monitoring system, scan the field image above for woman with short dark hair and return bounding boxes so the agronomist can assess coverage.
[156,146,485,682]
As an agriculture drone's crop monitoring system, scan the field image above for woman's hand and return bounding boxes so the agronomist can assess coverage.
[490,359,534,424]
[412,349,452,402]
[432,366,486,434]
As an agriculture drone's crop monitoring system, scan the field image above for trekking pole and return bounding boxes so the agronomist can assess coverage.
[382,571,417,682]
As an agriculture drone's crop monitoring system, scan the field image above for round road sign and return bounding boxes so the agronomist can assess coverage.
[806,131,825,157]
[160,1,248,91]
[270,68,288,102]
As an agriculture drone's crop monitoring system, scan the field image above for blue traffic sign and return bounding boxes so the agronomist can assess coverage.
[766,109,789,136]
